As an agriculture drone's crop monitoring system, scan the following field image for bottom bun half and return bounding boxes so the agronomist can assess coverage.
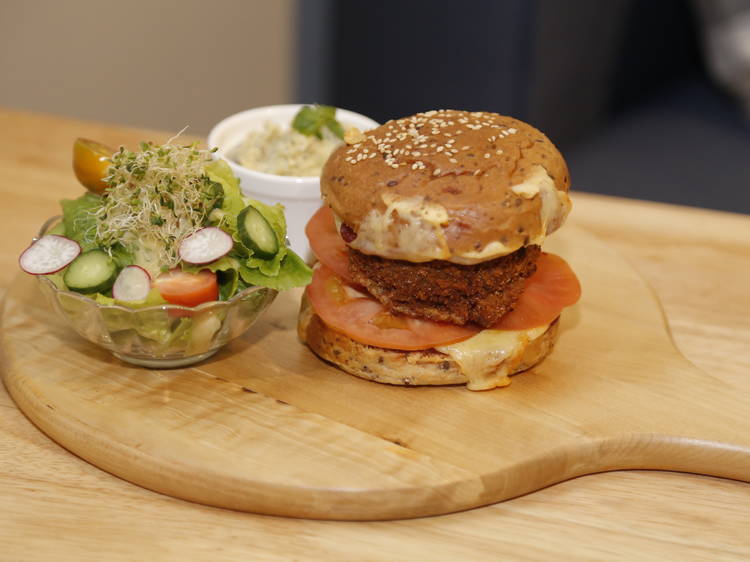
[298,293,559,388]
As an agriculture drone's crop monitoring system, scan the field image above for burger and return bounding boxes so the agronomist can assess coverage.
[298,109,580,390]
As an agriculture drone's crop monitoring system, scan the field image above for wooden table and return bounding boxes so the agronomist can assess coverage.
[1,108,748,561]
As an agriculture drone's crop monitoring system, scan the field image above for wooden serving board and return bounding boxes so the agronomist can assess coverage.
[1,226,749,521]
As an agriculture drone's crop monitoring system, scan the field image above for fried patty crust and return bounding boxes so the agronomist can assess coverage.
[348,245,540,327]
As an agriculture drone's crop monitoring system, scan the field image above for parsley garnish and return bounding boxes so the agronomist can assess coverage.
[291,105,344,140]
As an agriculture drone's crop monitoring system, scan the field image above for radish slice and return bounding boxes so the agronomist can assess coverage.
[19,235,81,275]
[179,227,233,265]
[112,265,152,302]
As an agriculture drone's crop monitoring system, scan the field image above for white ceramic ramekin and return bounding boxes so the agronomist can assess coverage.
[207,104,379,261]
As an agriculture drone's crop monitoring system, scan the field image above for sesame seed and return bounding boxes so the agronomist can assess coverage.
[449,158,458,164]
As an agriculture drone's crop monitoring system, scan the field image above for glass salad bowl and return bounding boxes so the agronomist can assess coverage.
[34,218,278,368]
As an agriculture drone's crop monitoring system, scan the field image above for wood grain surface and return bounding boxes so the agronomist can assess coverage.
[1,108,749,559]
[3,223,750,521]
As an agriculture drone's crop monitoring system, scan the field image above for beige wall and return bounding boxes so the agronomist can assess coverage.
[0,0,296,135]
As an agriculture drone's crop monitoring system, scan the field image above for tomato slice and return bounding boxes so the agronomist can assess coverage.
[154,269,219,307]
[305,205,353,282]
[306,264,480,350]
[306,203,581,346]
[493,253,581,330]
[307,253,581,350]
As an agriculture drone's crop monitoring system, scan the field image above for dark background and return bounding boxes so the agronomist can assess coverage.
[298,0,750,214]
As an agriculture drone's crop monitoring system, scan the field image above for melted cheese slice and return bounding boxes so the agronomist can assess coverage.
[436,324,549,391]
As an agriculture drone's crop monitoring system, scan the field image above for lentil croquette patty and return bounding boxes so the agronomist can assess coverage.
[348,245,541,327]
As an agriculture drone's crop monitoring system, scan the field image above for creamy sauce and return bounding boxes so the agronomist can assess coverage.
[436,324,549,390]
[451,239,516,263]
[520,165,572,243]
[349,194,451,262]
[511,179,541,198]
[344,165,570,263]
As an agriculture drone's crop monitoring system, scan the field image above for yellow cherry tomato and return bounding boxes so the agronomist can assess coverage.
[72,138,115,193]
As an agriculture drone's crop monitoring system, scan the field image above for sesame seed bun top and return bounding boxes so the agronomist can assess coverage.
[321,109,571,264]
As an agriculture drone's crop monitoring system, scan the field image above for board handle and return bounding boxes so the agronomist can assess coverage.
[582,432,750,482]
[589,362,750,482]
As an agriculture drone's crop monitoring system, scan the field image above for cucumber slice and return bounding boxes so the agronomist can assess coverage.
[63,249,118,294]
[237,205,279,259]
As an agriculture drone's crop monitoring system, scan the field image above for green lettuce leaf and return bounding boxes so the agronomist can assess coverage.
[181,255,241,275]
[217,269,239,301]
[205,159,245,218]
[163,317,194,348]
[110,243,135,269]
[60,193,101,251]
[94,287,168,308]
[44,272,67,290]
[47,222,66,236]
[94,293,116,306]
[239,251,311,291]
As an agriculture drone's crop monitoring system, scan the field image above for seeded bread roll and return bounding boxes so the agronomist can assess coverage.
[321,110,571,264]
[298,293,559,389]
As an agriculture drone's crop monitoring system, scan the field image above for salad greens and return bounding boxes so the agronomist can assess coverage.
[55,141,312,305]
